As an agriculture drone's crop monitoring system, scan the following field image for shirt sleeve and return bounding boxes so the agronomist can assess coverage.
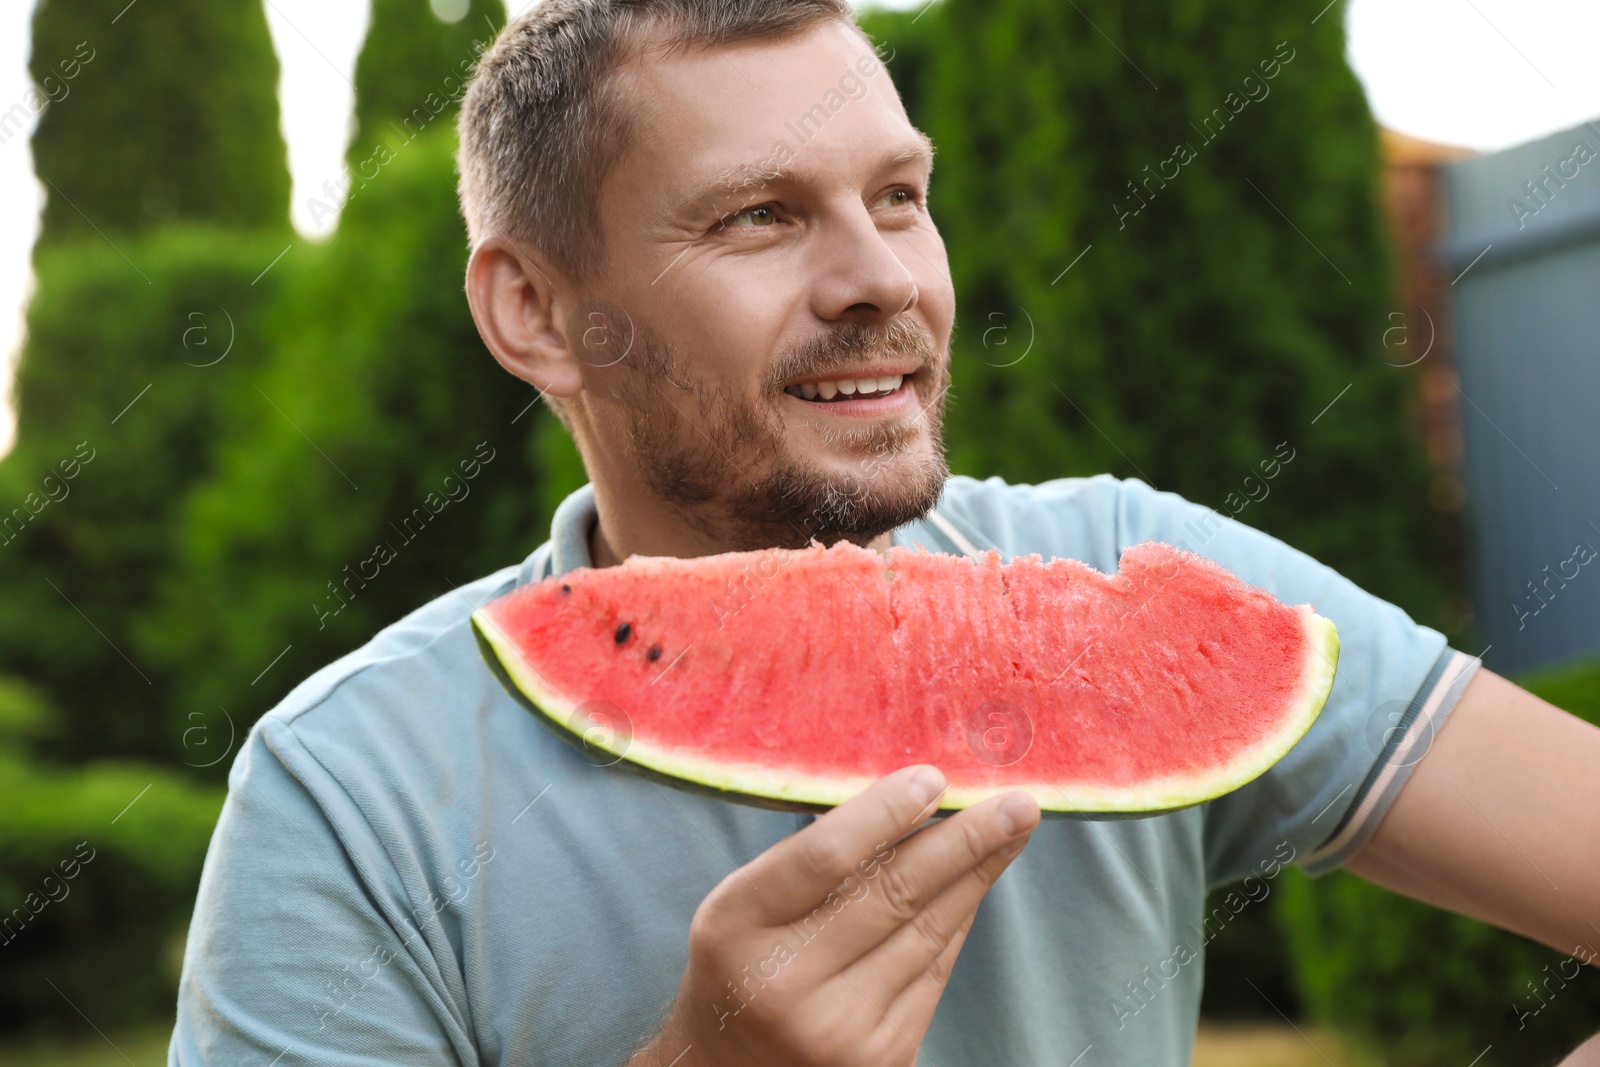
[168,716,476,1066]
[1103,475,1482,885]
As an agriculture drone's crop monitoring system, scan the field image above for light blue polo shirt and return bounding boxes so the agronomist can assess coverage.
[168,473,1478,1066]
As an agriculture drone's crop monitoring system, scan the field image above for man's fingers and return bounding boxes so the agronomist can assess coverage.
[844,830,1032,999]
[809,791,1037,954]
[879,896,984,1039]
[838,896,988,1055]
[736,764,950,923]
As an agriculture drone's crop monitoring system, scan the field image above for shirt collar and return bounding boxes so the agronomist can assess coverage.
[549,481,600,577]
[515,482,597,587]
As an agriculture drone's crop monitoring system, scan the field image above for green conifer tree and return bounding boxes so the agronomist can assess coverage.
[0,0,293,762]
[346,0,502,165]
[146,127,571,738]
[28,0,289,236]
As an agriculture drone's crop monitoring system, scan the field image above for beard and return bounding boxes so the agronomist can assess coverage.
[592,312,951,551]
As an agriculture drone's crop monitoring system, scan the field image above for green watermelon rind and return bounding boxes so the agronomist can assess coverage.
[470,601,1340,820]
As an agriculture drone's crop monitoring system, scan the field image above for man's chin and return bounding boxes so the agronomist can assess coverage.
[727,448,951,550]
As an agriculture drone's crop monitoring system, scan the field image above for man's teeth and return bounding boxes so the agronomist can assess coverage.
[785,374,905,401]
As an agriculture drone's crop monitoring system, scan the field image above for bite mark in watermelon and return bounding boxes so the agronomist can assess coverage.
[471,540,1338,816]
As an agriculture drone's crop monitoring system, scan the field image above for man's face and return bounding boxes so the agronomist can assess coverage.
[567,18,957,551]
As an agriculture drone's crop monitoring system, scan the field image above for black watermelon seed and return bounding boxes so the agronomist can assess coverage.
[561,584,572,594]
[615,622,631,644]
[647,646,662,661]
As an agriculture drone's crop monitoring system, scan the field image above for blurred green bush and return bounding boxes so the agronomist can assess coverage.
[143,124,585,738]
[1274,658,1600,1066]
[0,678,223,1032]
[0,227,289,764]
[129,0,572,750]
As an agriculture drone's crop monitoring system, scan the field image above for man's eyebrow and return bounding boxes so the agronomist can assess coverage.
[678,128,937,217]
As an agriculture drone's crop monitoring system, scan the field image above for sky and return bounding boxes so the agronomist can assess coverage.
[1,0,1598,458]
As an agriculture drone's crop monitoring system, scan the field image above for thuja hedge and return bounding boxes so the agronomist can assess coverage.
[0,227,291,764]
[16,0,1454,787]
[0,229,277,1027]
[144,0,581,743]
[0,1,554,1034]
[7,0,294,767]
[146,126,583,742]
[28,0,289,237]
[345,0,503,167]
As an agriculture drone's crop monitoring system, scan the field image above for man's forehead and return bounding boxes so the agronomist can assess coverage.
[684,129,935,207]
[612,21,926,215]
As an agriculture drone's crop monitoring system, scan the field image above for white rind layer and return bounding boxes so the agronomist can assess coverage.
[473,603,1340,815]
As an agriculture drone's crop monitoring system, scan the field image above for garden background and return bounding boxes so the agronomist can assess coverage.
[0,0,1597,1063]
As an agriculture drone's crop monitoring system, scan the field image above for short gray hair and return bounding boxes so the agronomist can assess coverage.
[456,0,863,283]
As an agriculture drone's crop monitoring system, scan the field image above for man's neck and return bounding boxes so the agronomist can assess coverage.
[585,488,893,568]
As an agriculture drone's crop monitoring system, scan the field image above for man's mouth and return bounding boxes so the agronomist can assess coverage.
[782,372,908,402]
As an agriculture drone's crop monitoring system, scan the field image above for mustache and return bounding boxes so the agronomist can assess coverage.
[766,318,939,389]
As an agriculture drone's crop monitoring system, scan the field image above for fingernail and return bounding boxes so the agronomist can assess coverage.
[1002,835,1029,859]
[910,766,946,806]
[997,794,1039,836]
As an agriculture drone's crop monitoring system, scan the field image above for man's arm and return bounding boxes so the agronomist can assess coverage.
[1345,667,1600,958]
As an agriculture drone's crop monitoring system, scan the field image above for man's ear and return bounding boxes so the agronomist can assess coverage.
[465,235,585,400]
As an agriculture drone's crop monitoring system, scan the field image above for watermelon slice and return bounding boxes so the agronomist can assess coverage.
[471,541,1338,816]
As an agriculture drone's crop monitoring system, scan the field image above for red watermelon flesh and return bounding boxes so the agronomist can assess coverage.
[471,540,1338,815]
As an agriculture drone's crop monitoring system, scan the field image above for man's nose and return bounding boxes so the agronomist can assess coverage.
[808,200,920,325]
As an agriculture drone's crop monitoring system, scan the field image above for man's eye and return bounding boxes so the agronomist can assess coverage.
[878,188,918,208]
[726,205,777,227]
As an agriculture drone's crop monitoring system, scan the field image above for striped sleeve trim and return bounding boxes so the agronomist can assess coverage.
[1299,647,1483,876]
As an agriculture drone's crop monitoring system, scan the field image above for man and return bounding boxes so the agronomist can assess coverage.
[169,1,1600,1064]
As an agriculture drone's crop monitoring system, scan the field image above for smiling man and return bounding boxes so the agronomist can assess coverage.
[169,2,1600,1065]
[459,8,954,562]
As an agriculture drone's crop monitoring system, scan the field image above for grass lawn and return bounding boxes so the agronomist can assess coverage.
[1193,1022,1380,1067]
[0,1022,173,1066]
[0,1019,1379,1066]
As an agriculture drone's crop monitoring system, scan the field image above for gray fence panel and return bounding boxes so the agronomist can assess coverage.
[1442,119,1600,676]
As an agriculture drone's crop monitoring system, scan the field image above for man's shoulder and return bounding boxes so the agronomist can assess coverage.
[930,470,1353,615]
[933,471,1182,565]
[231,561,531,796]
[271,564,522,726]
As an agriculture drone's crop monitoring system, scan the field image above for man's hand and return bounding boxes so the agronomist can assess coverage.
[629,765,1042,1067]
